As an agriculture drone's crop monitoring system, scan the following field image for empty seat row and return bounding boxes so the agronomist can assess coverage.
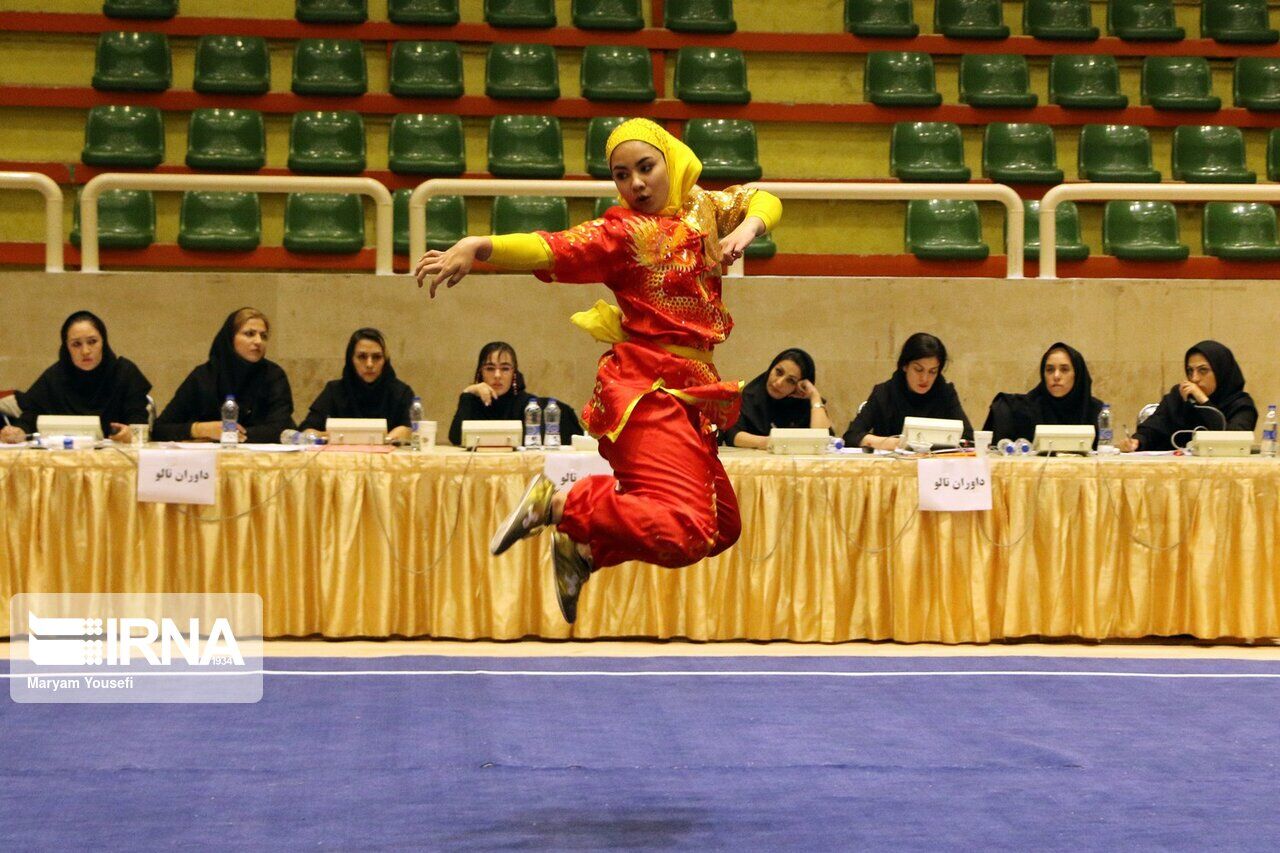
[101,0,730,30]
[848,0,1277,42]
[906,198,1280,262]
[75,187,778,258]
[868,54,1280,113]
[81,107,764,179]
[97,33,1280,115]
[97,35,746,105]
[892,122,1277,184]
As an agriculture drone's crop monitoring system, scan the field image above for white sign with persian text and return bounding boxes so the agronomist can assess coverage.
[917,458,992,512]
[137,449,217,505]
[543,452,613,492]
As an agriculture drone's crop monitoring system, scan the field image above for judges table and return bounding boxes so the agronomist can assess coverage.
[2,446,1278,643]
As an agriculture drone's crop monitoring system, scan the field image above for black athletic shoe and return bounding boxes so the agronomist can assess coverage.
[489,473,555,556]
[551,530,593,624]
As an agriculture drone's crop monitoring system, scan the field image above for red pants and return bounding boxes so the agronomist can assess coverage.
[558,393,741,569]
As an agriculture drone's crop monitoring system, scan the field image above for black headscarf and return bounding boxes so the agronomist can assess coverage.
[843,333,974,445]
[16,311,151,434]
[734,348,817,436]
[1187,340,1248,411]
[339,328,404,418]
[209,307,267,399]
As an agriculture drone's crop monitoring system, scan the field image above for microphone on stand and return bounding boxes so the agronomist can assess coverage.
[1193,404,1227,430]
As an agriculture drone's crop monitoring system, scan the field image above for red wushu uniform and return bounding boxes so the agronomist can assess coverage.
[532,185,769,569]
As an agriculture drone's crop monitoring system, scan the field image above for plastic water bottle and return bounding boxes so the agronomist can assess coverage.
[523,398,542,448]
[281,429,302,445]
[1098,403,1114,449]
[409,396,425,451]
[543,399,561,448]
[1263,404,1278,458]
[220,395,239,447]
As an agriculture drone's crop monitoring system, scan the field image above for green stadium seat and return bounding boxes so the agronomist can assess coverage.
[665,0,736,33]
[1078,124,1160,181]
[1203,202,1280,260]
[388,0,459,24]
[492,196,570,235]
[488,115,565,178]
[864,52,942,107]
[1271,129,1280,181]
[1019,200,1089,262]
[486,43,559,99]
[388,113,465,175]
[1103,201,1188,260]
[186,109,266,171]
[593,197,619,217]
[1141,57,1221,111]
[287,111,366,174]
[580,45,655,102]
[684,119,762,181]
[293,39,367,97]
[585,116,627,178]
[573,0,644,29]
[284,194,365,254]
[1202,0,1278,44]
[934,0,1010,38]
[1106,0,1184,40]
[71,189,155,250]
[982,123,1063,183]
[81,105,164,167]
[1023,0,1099,40]
[103,0,175,19]
[1049,55,1128,108]
[193,36,270,95]
[1234,58,1280,111]
[178,192,261,252]
[92,32,171,92]
[890,122,971,182]
[390,42,463,99]
[296,0,367,23]
[845,0,919,36]
[485,0,555,26]
[393,190,468,254]
[1171,125,1256,183]
[959,54,1037,108]
[674,47,750,104]
[745,231,777,259]
[906,200,989,260]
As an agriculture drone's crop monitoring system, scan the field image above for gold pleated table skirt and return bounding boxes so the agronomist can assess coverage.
[2,448,1278,643]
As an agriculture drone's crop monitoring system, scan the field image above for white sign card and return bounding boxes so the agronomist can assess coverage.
[137,449,218,505]
[917,458,992,512]
[543,452,613,492]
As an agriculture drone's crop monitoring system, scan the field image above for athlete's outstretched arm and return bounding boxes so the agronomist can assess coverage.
[414,234,553,297]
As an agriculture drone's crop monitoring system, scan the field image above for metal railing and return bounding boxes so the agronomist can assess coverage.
[79,173,395,275]
[409,178,1026,280]
[0,171,63,272]
[1038,183,1280,279]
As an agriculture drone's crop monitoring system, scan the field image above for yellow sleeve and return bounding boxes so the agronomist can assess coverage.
[487,233,553,271]
[746,190,782,234]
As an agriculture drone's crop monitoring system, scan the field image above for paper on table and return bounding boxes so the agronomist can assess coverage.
[237,444,307,453]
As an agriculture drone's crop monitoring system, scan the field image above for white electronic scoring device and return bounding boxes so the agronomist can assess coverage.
[325,418,387,445]
[1033,424,1095,455]
[461,420,522,450]
[1190,430,1254,457]
[35,415,103,441]
[768,427,830,455]
[901,417,964,450]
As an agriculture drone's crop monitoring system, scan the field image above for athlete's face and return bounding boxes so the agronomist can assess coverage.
[610,141,669,215]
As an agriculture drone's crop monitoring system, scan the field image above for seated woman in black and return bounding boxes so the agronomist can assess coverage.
[1122,340,1257,452]
[448,341,583,446]
[0,310,151,444]
[299,328,416,444]
[153,307,295,443]
[721,347,831,450]
[842,332,973,451]
[984,342,1104,445]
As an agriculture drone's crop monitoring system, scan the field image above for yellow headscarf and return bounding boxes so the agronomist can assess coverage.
[604,118,702,215]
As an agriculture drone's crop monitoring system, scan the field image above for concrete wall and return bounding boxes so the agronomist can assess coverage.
[1,271,1276,440]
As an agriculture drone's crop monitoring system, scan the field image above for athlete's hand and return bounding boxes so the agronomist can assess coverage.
[415,237,482,297]
[719,216,765,268]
